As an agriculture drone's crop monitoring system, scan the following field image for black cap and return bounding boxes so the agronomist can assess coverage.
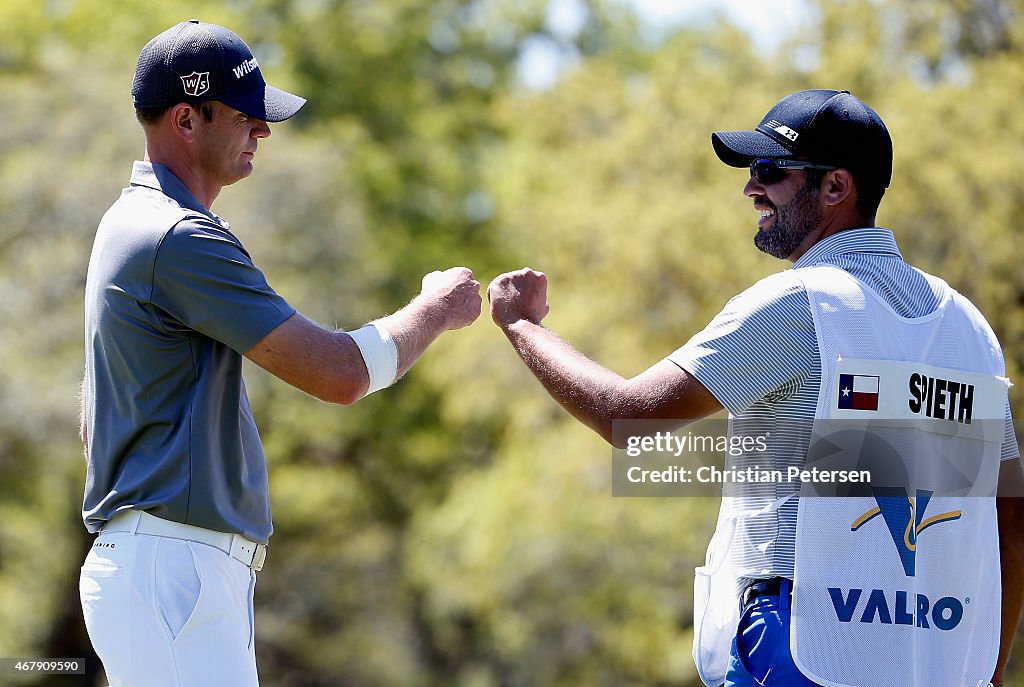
[132,19,306,122]
[712,89,892,189]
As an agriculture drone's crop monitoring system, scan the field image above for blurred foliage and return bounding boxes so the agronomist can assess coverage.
[2,0,1024,685]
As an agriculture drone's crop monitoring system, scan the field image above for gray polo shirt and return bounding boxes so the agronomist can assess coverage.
[82,161,295,544]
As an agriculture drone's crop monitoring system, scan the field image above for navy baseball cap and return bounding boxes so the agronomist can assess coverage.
[712,89,892,189]
[132,19,306,122]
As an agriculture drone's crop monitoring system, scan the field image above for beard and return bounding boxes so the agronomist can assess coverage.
[753,178,823,259]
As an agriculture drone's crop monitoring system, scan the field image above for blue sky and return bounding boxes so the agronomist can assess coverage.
[519,0,810,88]
[628,0,808,39]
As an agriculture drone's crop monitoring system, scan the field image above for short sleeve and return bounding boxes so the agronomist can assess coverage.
[667,271,817,415]
[151,218,296,352]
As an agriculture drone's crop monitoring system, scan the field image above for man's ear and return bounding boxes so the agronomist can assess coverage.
[169,103,198,142]
[822,168,855,208]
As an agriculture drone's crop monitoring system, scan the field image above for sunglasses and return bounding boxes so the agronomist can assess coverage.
[749,158,838,185]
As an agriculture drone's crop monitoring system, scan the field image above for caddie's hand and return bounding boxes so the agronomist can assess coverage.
[420,267,482,330]
[487,268,550,329]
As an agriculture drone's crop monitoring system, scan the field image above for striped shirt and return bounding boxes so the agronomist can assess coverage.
[667,227,1018,580]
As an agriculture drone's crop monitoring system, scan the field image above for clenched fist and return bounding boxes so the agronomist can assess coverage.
[420,267,482,330]
[487,268,550,329]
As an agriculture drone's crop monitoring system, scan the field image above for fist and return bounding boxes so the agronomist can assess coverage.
[420,267,482,330]
[487,268,550,329]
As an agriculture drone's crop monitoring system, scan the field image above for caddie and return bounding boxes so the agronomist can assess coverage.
[487,89,1024,686]
[79,19,481,686]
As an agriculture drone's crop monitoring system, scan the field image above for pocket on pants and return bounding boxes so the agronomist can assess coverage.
[153,538,204,643]
[81,543,125,578]
[80,544,132,679]
[736,596,791,685]
[80,543,126,638]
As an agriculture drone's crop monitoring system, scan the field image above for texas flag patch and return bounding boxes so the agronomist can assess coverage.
[837,374,879,411]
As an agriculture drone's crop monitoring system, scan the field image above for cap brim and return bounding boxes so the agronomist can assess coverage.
[711,130,793,167]
[221,85,307,123]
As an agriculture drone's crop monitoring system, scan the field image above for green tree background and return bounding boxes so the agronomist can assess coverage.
[1,0,1023,685]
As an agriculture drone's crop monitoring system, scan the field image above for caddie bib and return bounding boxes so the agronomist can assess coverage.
[791,265,1007,687]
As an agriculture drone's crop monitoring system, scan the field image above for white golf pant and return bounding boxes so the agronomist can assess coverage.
[80,525,259,686]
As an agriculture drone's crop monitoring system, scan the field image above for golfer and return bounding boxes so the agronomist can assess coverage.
[80,20,480,686]
[487,89,1022,687]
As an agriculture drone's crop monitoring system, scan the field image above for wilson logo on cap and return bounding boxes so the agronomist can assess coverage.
[232,58,259,80]
[180,71,211,97]
[134,21,305,121]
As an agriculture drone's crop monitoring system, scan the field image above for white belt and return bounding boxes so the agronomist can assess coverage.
[101,510,267,572]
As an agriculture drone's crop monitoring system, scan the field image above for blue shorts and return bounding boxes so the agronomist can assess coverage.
[725,580,822,687]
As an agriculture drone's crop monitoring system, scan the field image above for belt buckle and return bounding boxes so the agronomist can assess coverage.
[229,535,267,572]
[252,544,266,572]
[740,578,778,611]
[740,585,753,612]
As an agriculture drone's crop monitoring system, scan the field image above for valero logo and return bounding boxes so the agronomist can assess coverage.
[826,489,965,631]
[851,488,960,577]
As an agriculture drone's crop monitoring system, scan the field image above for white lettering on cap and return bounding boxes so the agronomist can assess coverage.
[232,57,259,79]
[766,119,799,142]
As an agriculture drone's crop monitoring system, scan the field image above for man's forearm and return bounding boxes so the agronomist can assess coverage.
[376,294,453,380]
[246,267,480,404]
[373,266,482,382]
[501,319,632,442]
[487,268,722,444]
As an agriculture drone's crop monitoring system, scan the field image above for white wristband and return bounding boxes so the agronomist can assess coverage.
[348,323,399,396]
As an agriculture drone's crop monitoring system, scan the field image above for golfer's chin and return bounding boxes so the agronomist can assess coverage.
[223,163,255,186]
[753,228,784,259]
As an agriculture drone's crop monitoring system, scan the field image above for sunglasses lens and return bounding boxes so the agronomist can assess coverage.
[751,159,784,185]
